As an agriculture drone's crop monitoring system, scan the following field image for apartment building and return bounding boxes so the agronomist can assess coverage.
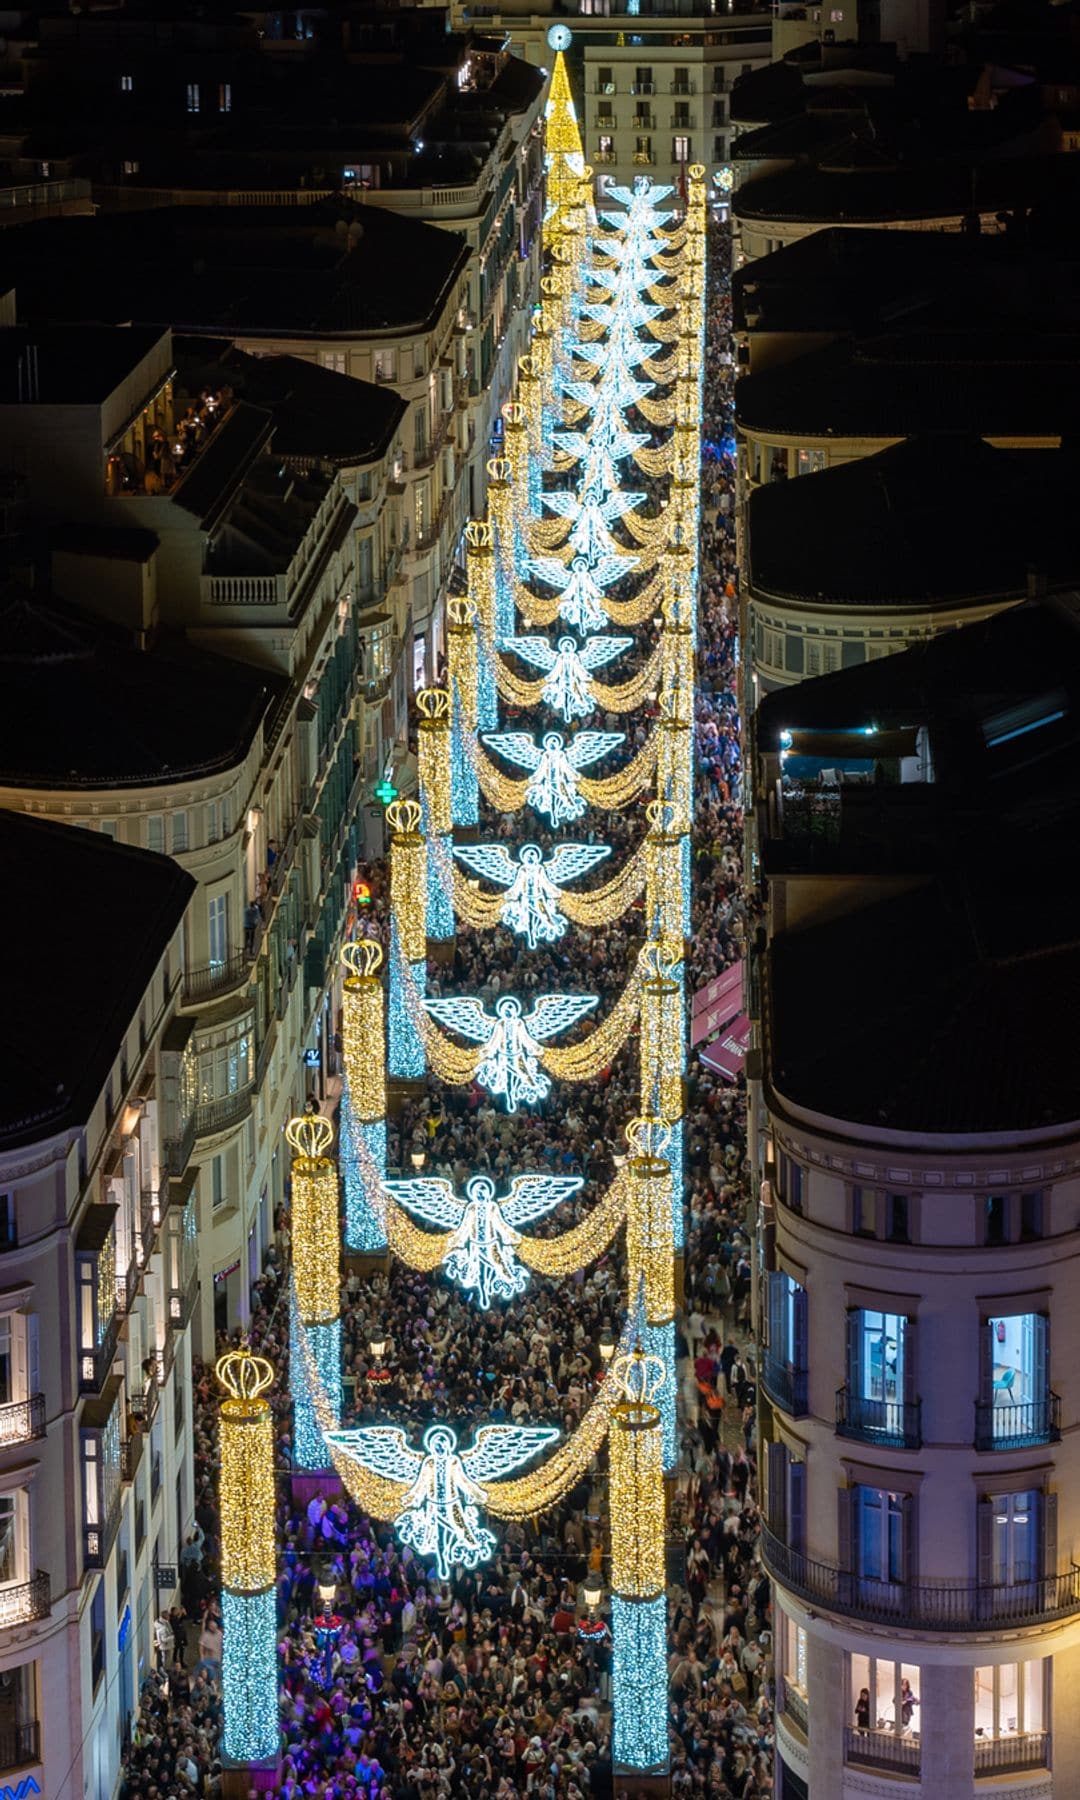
[582,29,770,196]
[0,809,197,1800]
[0,323,406,1340]
[746,599,1080,1800]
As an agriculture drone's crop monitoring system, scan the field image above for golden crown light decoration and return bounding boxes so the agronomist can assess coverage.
[417,687,454,942]
[340,939,388,1253]
[286,1115,342,1471]
[217,1347,279,1770]
[466,519,499,731]
[447,596,480,826]
[387,797,427,1080]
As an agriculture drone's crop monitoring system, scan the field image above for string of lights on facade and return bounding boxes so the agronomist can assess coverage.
[216,34,706,1786]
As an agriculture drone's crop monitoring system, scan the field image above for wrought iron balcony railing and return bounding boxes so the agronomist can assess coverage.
[836,1386,922,1450]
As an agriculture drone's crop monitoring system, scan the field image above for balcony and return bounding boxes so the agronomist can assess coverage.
[0,1394,45,1449]
[121,1433,145,1484]
[836,1386,922,1451]
[129,1384,159,1431]
[975,1393,1061,1451]
[761,1523,1080,1631]
[163,1110,197,1179]
[973,1732,1049,1776]
[83,1495,121,1570]
[761,1351,808,1417]
[630,81,655,95]
[182,950,249,1005]
[781,1679,808,1735]
[632,153,656,166]
[169,1262,200,1329]
[672,81,695,96]
[633,114,657,131]
[0,1571,50,1628]
[845,1728,920,1777]
[595,151,617,165]
[79,1307,121,1395]
[192,1087,254,1140]
[0,1720,41,1772]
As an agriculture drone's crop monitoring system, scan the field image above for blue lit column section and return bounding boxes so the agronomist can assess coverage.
[286,1116,341,1471]
[290,1293,341,1471]
[340,1083,387,1253]
[221,1590,278,1766]
[611,1596,669,1772]
[609,1344,669,1776]
[389,918,426,1079]
[340,942,389,1251]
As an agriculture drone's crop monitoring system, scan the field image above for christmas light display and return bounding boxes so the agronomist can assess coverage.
[286,1114,342,1468]
[522,552,638,634]
[505,634,632,722]
[625,1118,675,1329]
[422,992,599,1112]
[611,1596,669,1771]
[381,1171,583,1308]
[480,728,624,827]
[388,799,427,1079]
[326,1421,559,1580]
[340,940,389,1250]
[451,840,612,947]
[467,521,499,731]
[447,596,480,825]
[417,688,454,940]
[640,940,685,1123]
[217,1347,278,1768]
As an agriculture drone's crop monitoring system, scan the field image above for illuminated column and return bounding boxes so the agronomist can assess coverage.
[447,597,479,826]
[656,712,693,836]
[466,519,498,731]
[640,942,684,1126]
[504,401,539,528]
[609,1344,670,1778]
[645,802,688,945]
[286,1115,341,1470]
[387,798,427,1079]
[417,687,454,941]
[217,1348,279,1780]
[542,42,586,254]
[486,458,516,645]
[623,1118,677,1474]
[516,352,543,463]
[339,939,388,1251]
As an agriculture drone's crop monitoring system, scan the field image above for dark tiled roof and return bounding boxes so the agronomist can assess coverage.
[0,584,283,786]
[0,324,167,404]
[0,809,195,1150]
[746,439,1080,606]
[0,203,470,337]
[732,150,1079,225]
[734,330,1080,438]
[765,877,1080,1133]
[174,339,405,466]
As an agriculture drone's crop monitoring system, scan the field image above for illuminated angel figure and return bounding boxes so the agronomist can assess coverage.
[524,552,637,635]
[423,991,599,1111]
[453,840,612,947]
[508,634,632,723]
[326,1422,559,1581]
[482,729,624,828]
[382,1171,583,1307]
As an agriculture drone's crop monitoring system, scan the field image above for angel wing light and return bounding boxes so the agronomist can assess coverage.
[482,728,623,827]
[453,839,612,948]
[422,991,599,1110]
[383,1171,583,1307]
[326,1421,559,1580]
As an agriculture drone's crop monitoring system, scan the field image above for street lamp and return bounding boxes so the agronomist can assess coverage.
[598,1330,615,1365]
[410,1149,427,1171]
[369,1332,390,1385]
[583,1573,603,1613]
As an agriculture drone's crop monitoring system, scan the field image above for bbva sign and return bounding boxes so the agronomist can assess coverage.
[1,1779,41,1800]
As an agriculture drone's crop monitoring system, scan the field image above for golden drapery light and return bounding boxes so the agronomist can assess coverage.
[217,1348,277,1593]
[518,1166,629,1276]
[447,597,479,731]
[541,955,644,1079]
[624,1118,675,1327]
[417,686,452,838]
[388,797,428,964]
[341,940,386,1123]
[285,1115,339,1327]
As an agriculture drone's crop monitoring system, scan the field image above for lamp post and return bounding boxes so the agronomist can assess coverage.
[314,1581,343,1690]
[368,1332,391,1387]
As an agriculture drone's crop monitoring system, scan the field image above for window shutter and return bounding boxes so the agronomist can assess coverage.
[789,1459,806,1556]
[792,1284,808,1377]
[767,1273,782,1353]
[1041,1489,1058,1588]
[978,1318,994,1408]
[977,1496,994,1593]
[902,1491,917,1586]
[837,1486,853,1602]
[846,1308,860,1397]
[1033,1313,1049,1404]
[767,1442,787,1536]
[27,1313,39,1399]
[903,1316,918,1407]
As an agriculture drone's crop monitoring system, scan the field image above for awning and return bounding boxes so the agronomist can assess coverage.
[700,1013,751,1081]
[690,960,744,1046]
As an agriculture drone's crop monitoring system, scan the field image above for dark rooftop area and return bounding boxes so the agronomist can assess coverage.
[0,203,469,337]
[0,324,168,405]
[0,583,284,787]
[0,808,195,1150]
[732,150,1080,226]
[173,337,405,466]
[746,439,1080,608]
[734,330,1080,438]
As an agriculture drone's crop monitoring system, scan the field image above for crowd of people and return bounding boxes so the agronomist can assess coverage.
[118,210,773,1800]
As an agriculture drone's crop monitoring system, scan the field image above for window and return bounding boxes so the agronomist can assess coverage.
[764,1271,808,1414]
[374,349,397,383]
[981,1313,1051,1445]
[414,405,428,458]
[146,815,164,854]
[766,1443,806,1552]
[195,1019,253,1103]
[598,67,613,92]
[843,1309,917,1445]
[885,1192,909,1243]
[849,1653,920,1740]
[99,820,116,840]
[122,160,140,176]
[974,1659,1045,1744]
[797,447,827,475]
[778,1153,803,1213]
[596,101,613,121]
[218,81,232,112]
[634,66,653,92]
[851,1186,874,1236]
[211,1154,225,1210]
[785,1615,807,1694]
[674,101,691,125]
[984,1190,1045,1245]
[0,1496,16,1585]
[673,135,691,162]
[171,811,188,853]
[120,73,134,90]
[185,81,201,113]
[319,350,347,374]
[0,1316,10,1407]
[598,134,614,159]
[986,1193,1008,1246]
[207,892,229,968]
[634,136,652,166]
[847,1485,911,1588]
[0,1195,15,1253]
[673,66,690,92]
